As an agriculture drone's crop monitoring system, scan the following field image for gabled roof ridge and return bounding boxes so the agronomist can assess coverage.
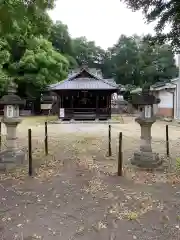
[48,68,119,90]
[68,68,100,81]
[68,68,118,88]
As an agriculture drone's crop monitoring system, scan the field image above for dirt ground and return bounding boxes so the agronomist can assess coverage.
[1,116,180,239]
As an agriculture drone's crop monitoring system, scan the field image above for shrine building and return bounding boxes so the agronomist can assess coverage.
[48,67,119,121]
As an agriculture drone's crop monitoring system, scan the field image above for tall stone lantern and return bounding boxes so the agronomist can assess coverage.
[130,86,162,168]
[0,81,25,170]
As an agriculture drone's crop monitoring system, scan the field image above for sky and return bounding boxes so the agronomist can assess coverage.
[48,0,156,50]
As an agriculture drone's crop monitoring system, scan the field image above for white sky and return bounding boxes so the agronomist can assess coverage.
[49,0,156,49]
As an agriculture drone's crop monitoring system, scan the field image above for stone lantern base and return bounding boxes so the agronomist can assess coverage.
[0,149,25,171]
[0,117,25,171]
[132,151,162,169]
[131,117,163,169]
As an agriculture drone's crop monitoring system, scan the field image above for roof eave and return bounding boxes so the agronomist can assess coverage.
[50,88,118,91]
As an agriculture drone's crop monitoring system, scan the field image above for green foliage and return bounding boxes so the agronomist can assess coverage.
[103,34,178,86]
[64,54,78,69]
[50,21,78,69]
[0,0,70,98]
[0,39,11,92]
[121,0,180,51]
[72,37,105,69]
[11,37,69,97]
[50,21,73,55]
[0,0,54,37]
[0,0,177,99]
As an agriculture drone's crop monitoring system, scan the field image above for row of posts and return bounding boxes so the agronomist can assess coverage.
[26,123,123,176]
[0,122,171,176]
[27,123,124,177]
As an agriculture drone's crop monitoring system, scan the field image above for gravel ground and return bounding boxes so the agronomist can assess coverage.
[1,116,180,239]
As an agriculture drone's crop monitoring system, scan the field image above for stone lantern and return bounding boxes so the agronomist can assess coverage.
[130,86,162,168]
[0,81,25,170]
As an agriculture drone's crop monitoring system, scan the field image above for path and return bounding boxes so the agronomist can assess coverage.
[1,117,180,239]
[1,161,180,240]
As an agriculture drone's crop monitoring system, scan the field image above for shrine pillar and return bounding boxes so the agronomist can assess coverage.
[95,95,99,120]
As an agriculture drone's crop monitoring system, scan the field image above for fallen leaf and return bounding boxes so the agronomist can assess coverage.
[127,212,138,221]
[17,224,23,228]
[98,221,107,229]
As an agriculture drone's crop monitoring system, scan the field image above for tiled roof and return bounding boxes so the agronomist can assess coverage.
[49,68,118,91]
[151,82,167,88]
[104,78,118,88]
[50,78,118,90]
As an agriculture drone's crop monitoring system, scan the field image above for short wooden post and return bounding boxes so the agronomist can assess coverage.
[28,129,32,176]
[166,125,169,157]
[118,132,123,176]
[0,121,2,151]
[45,121,48,156]
[108,125,112,156]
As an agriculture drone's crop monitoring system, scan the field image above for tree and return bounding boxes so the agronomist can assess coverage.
[50,21,78,69]
[72,37,105,69]
[50,21,73,55]
[101,50,116,78]
[0,0,66,97]
[9,37,69,97]
[102,34,178,86]
[0,1,177,98]
[121,0,180,50]
[0,0,54,37]
[0,0,54,64]
[138,41,178,84]
[0,39,10,93]
[103,35,141,85]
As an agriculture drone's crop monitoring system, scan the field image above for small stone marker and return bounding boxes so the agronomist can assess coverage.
[130,86,162,168]
[0,81,25,170]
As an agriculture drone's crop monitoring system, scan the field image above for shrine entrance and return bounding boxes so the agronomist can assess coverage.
[74,91,95,109]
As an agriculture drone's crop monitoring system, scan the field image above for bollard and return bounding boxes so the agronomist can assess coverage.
[166,125,169,157]
[0,121,2,151]
[28,128,32,176]
[118,132,123,176]
[45,121,48,156]
[108,125,112,157]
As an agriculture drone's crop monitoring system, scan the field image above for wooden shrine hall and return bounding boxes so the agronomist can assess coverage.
[49,67,119,121]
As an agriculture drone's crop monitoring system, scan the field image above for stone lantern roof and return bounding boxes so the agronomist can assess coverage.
[0,82,25,106]
[131,86,160,106]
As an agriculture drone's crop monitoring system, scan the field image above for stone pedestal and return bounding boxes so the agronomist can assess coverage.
[0,117,25,171]
[131,117,162,168]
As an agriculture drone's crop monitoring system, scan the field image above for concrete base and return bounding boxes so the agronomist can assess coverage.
[0,149,25,171]
[131,151,162,169]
